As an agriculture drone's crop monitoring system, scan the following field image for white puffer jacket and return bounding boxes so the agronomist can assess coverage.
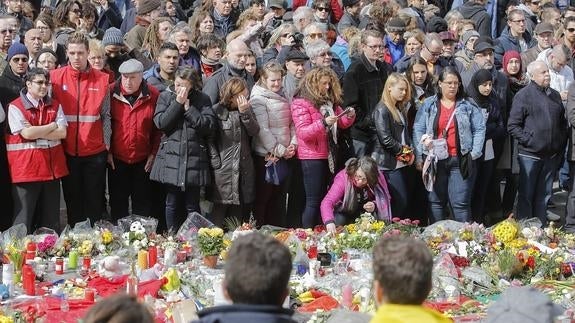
[249,84,297,157]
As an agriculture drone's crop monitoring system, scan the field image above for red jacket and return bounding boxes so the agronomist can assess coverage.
[6,93,69,183]
[50,65,110,157]
[109,81,161,164]
[292,0,343,22]
[291,97,354,159]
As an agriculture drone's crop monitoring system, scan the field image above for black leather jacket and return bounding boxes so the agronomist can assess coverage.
[371,102,412,170]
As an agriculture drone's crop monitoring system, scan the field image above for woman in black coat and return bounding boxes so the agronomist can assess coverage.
[372,73,416,219]
[466,68,506,224]
[151,67,218,231]
[211,77,260,226]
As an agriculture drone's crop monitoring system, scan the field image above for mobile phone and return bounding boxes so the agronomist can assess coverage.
[336,107,352,118]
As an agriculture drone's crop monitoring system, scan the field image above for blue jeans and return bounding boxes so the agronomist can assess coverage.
[165,185,200,232]
[301,159,329,228]
[517,154,561,227]
[428,157,474,223]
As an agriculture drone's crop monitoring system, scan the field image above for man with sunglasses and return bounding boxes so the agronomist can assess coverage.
[561,16,575,72]
[6,67,67,233]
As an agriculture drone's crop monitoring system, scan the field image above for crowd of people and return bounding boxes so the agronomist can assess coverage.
[1,0,575,233]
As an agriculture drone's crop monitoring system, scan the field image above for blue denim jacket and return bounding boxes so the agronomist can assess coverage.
[412,95,486,163]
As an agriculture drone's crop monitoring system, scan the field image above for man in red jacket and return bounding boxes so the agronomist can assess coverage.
[108,59,160,220]
[50,32,111,226]
[6,68,68,232]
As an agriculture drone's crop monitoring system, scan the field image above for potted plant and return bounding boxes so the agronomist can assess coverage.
[197,227,225,268]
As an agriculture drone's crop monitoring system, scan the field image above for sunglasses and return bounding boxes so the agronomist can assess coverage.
[12,57,28,63]
[316,6,329,11]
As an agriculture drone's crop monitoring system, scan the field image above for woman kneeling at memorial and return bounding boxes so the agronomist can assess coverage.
[320,156,392,233]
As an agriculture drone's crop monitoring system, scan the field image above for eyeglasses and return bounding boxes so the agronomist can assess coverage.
[511,19,526,24]
[12,57,28,63]
[365,44,384,51]
[354,175,367,182]
[281,33,293,38]
[316,6,329,11]
[30,80,49,86]
[307,32,323,39]
[567,27,575,33]
[0,28,15,34]
[425,45,442,57]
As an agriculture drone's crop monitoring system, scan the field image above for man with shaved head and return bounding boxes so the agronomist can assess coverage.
[536,45,574,104]
[203,38,254,104]
[24,28,42,67]
[508,60,568,227]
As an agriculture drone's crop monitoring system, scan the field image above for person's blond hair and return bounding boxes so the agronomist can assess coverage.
[381,73,412,123]
[296,67,342,107]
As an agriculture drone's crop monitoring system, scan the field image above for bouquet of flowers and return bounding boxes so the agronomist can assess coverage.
[36,234,57,259]
[197,227,224,257]
[122,221,149,250]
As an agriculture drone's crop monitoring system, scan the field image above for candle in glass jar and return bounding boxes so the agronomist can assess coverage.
[148,246,157,267]
[138,250,149,269]
[68,250,78,269]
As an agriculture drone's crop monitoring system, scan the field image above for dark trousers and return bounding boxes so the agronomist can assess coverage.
[165,185,200,232]
[301,159,329,228]
[108,158,151,221]
[211,203,252,227]
[12,179,61,232]
[428,157,475,223]
[253,156,287,227]
[565,161,575,232]
[472,159,495,224]
[62,151,107,226]
[383,166,416,220]
[284,158,304,228]
[516,154,561,227]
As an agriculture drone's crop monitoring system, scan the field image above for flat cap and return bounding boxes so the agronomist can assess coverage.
[119,59,144,74]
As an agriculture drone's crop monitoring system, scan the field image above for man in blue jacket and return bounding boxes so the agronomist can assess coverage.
[508,60,568,227]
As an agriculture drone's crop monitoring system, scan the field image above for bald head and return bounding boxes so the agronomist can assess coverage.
[527,60,550,87]
[549,45,568,72]
[226,39,251,70]
[24,29,43,56]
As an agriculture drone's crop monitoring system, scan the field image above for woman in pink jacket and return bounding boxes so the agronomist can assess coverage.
[320,157,392,233]
[291,67,355,228]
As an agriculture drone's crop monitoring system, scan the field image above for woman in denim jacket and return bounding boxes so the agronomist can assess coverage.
[412,67,485,223]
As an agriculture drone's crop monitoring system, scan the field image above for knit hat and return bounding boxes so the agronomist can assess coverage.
[6,42,29,62]
[426,16,447,33]
[386,18,406,32]
[102,28,124,47]
[461,30,480,46]
[342,0,360,7]
[138,0,161,15]
[502,50,522,76]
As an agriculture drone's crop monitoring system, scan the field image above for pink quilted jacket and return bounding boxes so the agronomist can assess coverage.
[291,98,355,159]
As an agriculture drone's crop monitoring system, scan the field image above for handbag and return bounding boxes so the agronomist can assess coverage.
[265,158,289,185]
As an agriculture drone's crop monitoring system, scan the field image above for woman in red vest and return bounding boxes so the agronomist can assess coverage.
[6,67,68,232]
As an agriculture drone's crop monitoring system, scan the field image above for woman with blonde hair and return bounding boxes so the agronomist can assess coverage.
[211,77,260,226]
[142,17,174,61]
[262,23,297,65]
[250,61,297,226]
[372,73,416,219]
[291,67,356,228]
[88,39,115,83]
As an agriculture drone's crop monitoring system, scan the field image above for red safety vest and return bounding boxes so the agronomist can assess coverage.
[50,65,109,157]
[6,96,69,183]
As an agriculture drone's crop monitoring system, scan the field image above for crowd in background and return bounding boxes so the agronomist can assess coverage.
[0,0,575,234]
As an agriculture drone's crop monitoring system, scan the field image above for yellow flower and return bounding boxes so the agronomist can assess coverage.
[198,227,209,235]
[0,315,13,323]
[346,224,357,233]
[102,231,113,244]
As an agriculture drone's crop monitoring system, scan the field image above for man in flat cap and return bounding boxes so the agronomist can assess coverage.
[108,59,161,220]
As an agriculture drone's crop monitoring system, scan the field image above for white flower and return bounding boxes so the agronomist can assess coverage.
[133,240,142,250]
